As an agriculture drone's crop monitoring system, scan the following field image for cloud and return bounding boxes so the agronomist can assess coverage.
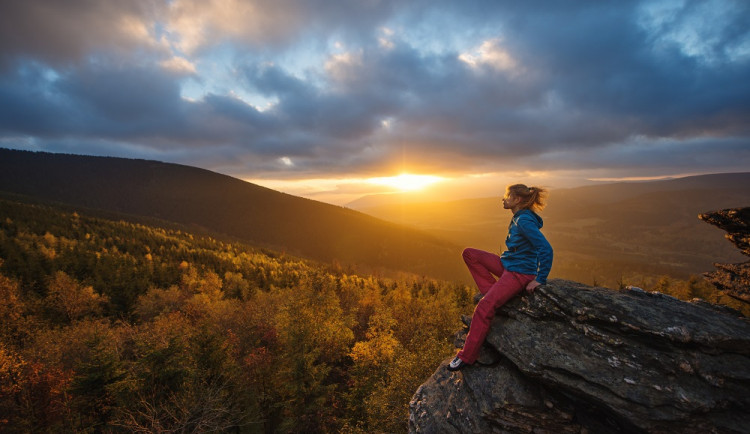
[161,56,197,75]
[0,0,748,186]
[0,1,165,68]
[459,38,519,73]
[163,0,402,54]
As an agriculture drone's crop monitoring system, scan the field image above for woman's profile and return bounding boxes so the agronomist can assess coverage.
[448,184,553,371]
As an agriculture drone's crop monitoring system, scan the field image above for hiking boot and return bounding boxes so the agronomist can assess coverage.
[447,355,468,371]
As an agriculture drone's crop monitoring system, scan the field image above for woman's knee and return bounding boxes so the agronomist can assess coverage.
[462,247,480,262]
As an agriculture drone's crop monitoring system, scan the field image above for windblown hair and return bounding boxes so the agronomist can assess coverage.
[506,184,548,212]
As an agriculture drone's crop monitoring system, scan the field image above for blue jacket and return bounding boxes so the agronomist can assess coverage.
[500,209,553,284]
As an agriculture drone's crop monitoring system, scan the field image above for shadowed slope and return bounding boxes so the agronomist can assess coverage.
[0,148,466,281]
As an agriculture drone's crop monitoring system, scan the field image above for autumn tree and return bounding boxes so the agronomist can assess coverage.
[274,273,355,432]
[46,271,108,323]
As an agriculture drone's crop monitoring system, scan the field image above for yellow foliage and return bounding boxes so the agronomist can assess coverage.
[27,318,118,370]
[131,311,193,355]
[134,286,187,321]
[183,291,236,323]
[0,343,25,391]
[350,333,400,367]
[275,282,354,364]
[47,271,108,322]
[0,273,22,325]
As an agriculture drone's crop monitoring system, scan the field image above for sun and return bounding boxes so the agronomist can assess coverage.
[367,173,445,192]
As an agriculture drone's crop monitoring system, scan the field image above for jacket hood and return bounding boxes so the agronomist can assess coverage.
[515,209,543,229]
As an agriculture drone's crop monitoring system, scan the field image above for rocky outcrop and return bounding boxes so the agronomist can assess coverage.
[409,280,750,433]
[700,207,750,304]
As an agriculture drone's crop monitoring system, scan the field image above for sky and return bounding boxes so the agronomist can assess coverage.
[1,0,749,205]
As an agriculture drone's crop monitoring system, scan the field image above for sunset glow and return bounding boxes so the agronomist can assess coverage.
[366,174,445,192]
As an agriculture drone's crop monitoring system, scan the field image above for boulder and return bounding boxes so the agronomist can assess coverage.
[410,280,750,433]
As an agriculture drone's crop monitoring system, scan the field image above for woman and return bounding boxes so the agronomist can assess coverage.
[448,184,553,371]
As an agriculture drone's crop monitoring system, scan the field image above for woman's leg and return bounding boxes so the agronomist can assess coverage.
[462,248,506,295]
[457,270,535,364]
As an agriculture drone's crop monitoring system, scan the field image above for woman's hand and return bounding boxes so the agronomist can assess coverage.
[526,280,542,293]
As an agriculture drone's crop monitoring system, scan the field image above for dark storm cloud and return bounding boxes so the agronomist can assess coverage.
[243,62,391,141]
[491,1,750,134]
[0,0,748,179]
[0,61,267,150]
[0,62,179,138]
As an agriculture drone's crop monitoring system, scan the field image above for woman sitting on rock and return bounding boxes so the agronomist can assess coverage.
[449,184,553,371]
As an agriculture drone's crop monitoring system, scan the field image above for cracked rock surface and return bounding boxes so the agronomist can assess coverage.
[409,280,750,433]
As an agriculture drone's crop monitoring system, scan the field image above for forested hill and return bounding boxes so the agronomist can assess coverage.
[0,197,472,432]
[0,148,466,282]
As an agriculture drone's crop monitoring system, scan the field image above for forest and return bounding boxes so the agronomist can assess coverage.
[0,197,746,433]
[0,198,473,432]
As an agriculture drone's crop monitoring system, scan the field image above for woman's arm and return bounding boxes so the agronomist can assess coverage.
[517,215,553,286]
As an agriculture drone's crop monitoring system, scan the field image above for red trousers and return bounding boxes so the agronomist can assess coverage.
[458,248,536,364]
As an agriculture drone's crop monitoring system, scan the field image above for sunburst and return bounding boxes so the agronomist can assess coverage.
[367,173,445,192]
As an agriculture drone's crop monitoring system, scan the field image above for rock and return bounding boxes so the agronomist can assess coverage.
[700,208,750,256]
[700,207,750,304]
[455,313,503,366]
[410,355,583,433]
[703,262,750,304]
[409,280,750,433]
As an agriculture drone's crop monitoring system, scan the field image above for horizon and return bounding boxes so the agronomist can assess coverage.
[1,1,749,206]
[4,146,748,208]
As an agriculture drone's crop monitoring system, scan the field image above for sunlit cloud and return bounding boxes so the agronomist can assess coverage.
[325,50,364,83]
[161,56,197,74]
[587,173,706,182]
[378,27,396,50]
[165,0,274,54]
[459,38,519,73]
[118,15,153,45]
[245,176,388,205]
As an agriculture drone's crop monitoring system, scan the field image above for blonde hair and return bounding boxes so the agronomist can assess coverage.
[506,184,548,212]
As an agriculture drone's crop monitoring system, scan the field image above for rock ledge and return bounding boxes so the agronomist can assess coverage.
[410,280,750,433]
[700,207,750,304]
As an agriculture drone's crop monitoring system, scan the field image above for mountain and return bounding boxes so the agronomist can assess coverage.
[0,148,467,282]
[352,173,750,287]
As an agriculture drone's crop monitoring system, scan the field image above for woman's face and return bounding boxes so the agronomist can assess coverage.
[502,193,520,210]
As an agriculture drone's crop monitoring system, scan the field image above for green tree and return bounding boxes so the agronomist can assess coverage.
[69,334,126,432]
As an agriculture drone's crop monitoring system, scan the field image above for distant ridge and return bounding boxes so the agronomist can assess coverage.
[349,172,750,211]
[0,148,467,282]
[353,172,750,287]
